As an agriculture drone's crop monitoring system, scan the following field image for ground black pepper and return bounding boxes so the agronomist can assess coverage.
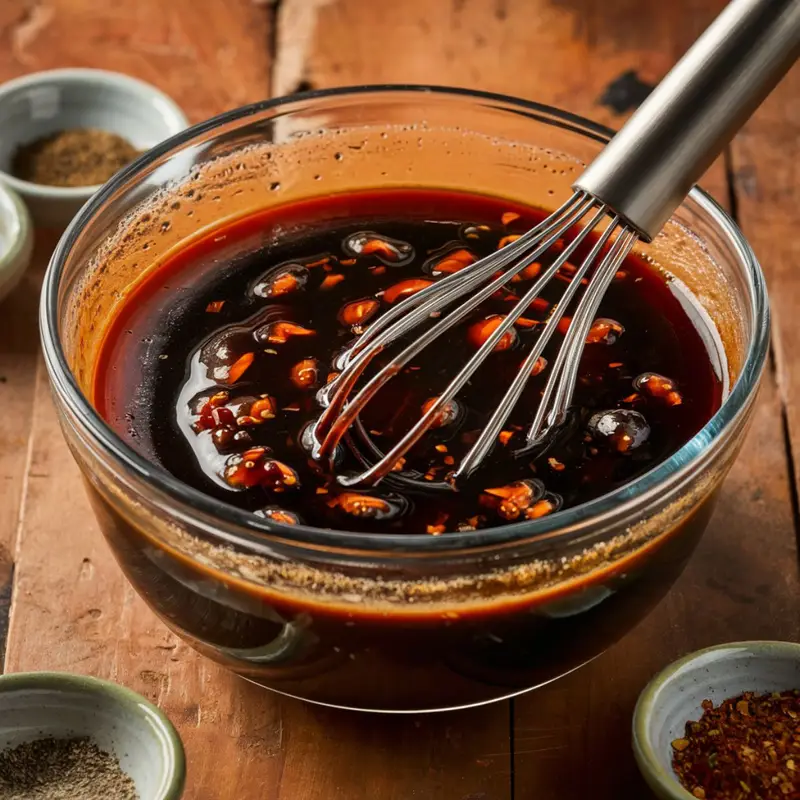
[0,736,138,799]
[672,690,800,799]
[11,129,140,188]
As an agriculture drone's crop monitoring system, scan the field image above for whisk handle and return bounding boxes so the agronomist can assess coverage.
[574,0,800,241]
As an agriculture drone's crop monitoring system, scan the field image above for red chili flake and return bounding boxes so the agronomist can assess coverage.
[444,455,455,465]
[290,358,320,389]
[383,278,432,304]
[586,317,625,345]
[340,258,357,266]
[228,352,255,383]
[635,372,683,406]
[320,273,345,290]
[254,265,308,298]
[206,300,225,313]
[467,315,517,351]
[250,396,277,421]
[622,392,641,404]
[435,444,448,453]
[527,356,548,377]
[255,321,316,345]
[529,297,550,314]
[223,450,299,490]
[255,507,300,525]
[501,211,521,225]
[615,269,628,280]
[498,234,520,248]
[557,316,572,335]
[672,690,800,800]
[608,362,623,369]
[483,479,543,521]
[518,262,542,281]
[430,248,476,275]
[548,457,565,472]
[338,298,380,327]
[345,232,413,264]
[426,511,450,535]
[304,256,330,268]
[330,492,393,519]
[498,430,513,446]
[525,497,559,519]
[391,457,407,472]
[421,396,460,428]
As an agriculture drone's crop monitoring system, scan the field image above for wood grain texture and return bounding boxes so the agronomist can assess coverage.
[731,67,800,524]
[0,0,272,123]
[275,0,728,199]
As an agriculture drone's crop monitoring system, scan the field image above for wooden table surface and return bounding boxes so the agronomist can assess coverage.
[0,1,798,798]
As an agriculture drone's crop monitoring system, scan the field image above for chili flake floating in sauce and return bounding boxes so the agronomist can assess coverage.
[671,690,800,799]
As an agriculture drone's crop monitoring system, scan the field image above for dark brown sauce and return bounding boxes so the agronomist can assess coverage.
[95,189,722,535]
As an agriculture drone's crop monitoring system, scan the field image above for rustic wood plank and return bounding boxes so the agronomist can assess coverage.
[275,0,728,199]
[730,68,800,529]
[0,0,272,123]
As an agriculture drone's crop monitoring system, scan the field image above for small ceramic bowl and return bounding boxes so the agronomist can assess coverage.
[0,68,188,229]
[0,671,185,799]
[633,640,800,799]
[0,180,33,303]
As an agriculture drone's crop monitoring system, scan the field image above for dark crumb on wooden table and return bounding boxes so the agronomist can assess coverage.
[0,736,138,799]
[598,70,654,114]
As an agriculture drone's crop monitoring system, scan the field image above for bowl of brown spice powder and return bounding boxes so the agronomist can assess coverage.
[0,68,188,230]
[0,671,185,799]
[633,641,800,800]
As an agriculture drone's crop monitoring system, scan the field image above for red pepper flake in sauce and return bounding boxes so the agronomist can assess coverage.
[338,298,380,327]
[501,211,521,225]
[547,457,565,472]
[467,315,517,351]
[586,318,625,345]
[527,356,548,377]
[223,449,299,490]
[498,234,520,248]
[557,316,572,335]
[254,265,307,298]
[483,479,544,521]
[421,396,460,428]
[320,273,345,290]
[635,372,684,406]
[525,497,560,519]
[344,232,413,265]
[254,506,301,525]
[254,321,315,345]
[206,300,225,313]
[227,352,255,383]
[671,690,800,800]
[383,278,432,304]
[290,358,320,389]
[429,248,476,276]
[329,492,394,519]
[498,430,514,446]
[517,262,542,281]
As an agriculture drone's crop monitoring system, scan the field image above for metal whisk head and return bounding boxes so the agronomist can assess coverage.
[309,191,639,488]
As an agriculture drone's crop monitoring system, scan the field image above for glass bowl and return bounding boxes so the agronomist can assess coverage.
[40,86,769,713]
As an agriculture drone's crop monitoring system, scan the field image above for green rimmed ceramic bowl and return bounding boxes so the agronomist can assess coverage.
[0,671,185,799]
[633,641,800,799]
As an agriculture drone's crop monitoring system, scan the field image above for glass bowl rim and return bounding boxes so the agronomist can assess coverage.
[39,83,770,555]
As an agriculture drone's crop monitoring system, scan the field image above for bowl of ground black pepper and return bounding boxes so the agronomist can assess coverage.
[0,69,188,230]
[0,671,185,799]
[633,641,800,800]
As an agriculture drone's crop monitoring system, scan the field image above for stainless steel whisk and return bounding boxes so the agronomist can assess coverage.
[312,0,800,488]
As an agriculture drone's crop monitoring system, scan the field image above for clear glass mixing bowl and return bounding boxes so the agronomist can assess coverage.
[40,86,769,712]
